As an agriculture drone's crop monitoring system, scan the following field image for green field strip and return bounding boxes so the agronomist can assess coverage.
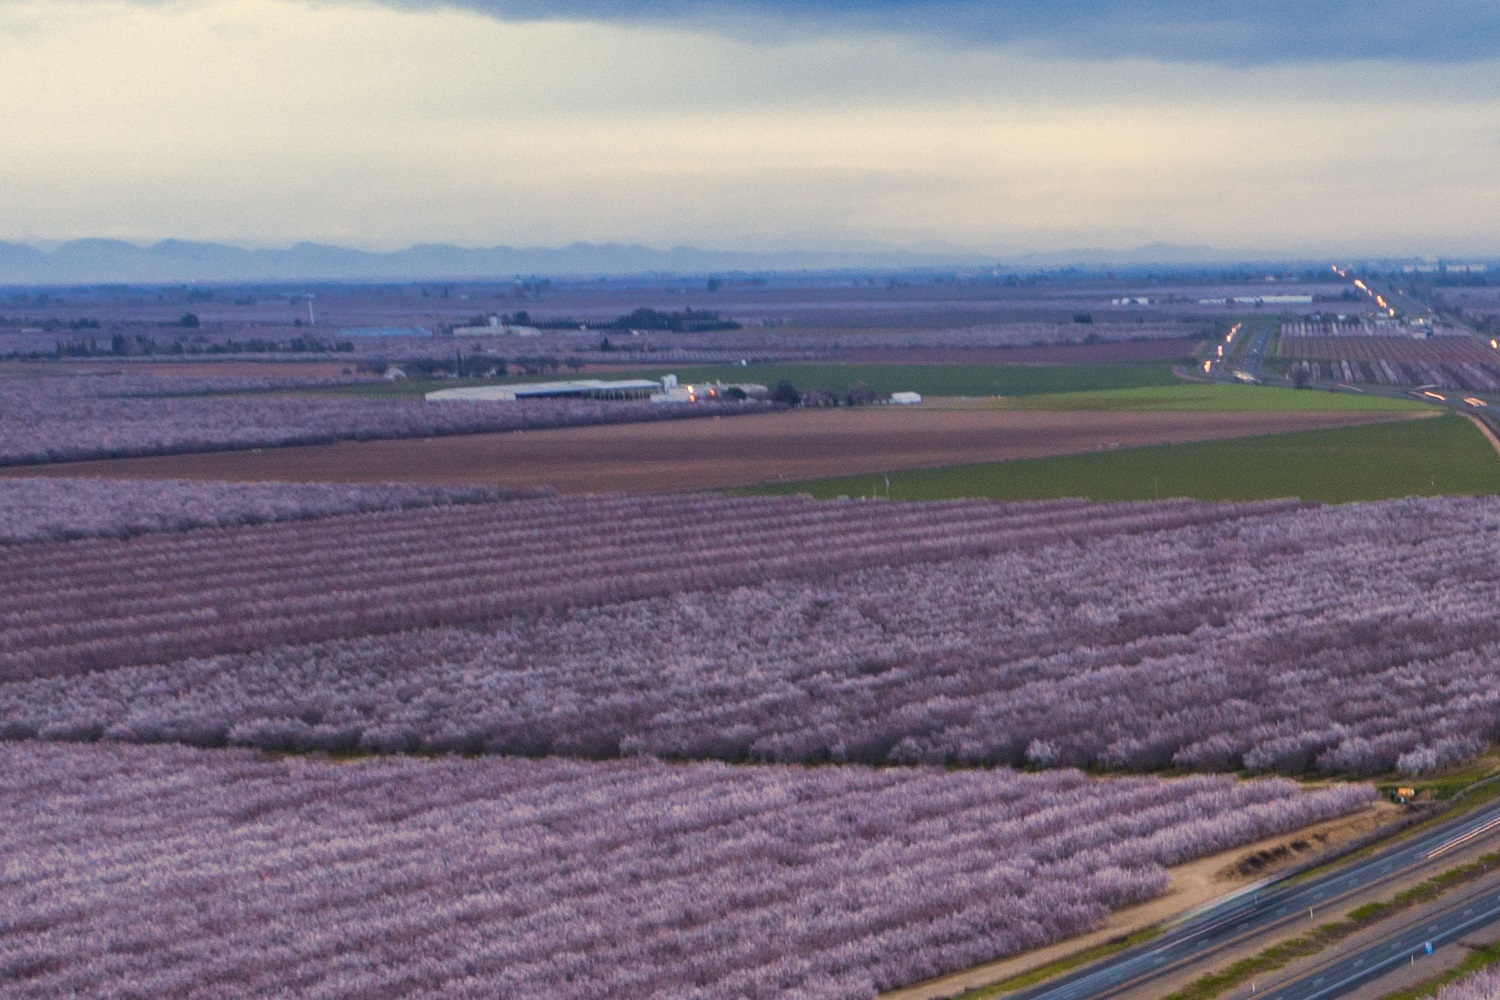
[742,414,1500,504]
[316,363,1186,400]
[982,384,1434,413]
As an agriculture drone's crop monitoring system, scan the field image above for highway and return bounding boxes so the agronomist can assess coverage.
[1008,799,1500,1000]
[1025,280,1500,999]
[1259,883,1500,999]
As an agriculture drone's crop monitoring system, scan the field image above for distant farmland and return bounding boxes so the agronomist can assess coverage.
[324,361,1187,400]
[4,406,1427,493]
[1276,334,1500,391]
[0,375,761,467]
[751,413,1494,504]
[987,383,1432,412]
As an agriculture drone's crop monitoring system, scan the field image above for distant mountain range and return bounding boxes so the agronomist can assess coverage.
[0,238,1317,285]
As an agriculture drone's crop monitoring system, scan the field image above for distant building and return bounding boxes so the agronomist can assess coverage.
[450,316,542,337]
[1199,295,1314,306]
[427,378,663,402]
[651,374,768,404]
[889,392,923,405]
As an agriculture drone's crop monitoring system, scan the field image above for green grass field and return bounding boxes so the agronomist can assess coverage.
[647,363,1185,397]
[745,415,1500,504]
[992,384,1434,412]
[320,362,1185,400]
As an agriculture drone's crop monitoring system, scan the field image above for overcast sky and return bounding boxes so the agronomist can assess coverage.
[3,0,1499,256]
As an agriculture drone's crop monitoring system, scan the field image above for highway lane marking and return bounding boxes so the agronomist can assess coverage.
[1274,897,1500,998]
[1426,813,1500,860]
[1031,811,1500,1000]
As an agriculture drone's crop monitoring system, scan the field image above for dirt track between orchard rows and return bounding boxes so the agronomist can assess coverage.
[2,407,1426,494]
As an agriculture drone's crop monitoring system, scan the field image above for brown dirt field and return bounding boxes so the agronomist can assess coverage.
[2,408,1423,493]
[880,803,1405,1000]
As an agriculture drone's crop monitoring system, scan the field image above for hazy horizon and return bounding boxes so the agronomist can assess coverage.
[3,1,1500,257]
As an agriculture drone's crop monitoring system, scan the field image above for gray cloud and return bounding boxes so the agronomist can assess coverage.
[365,0,1500,65]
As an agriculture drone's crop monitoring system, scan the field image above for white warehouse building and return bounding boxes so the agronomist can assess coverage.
[425,375,767,404]
[426,379,663,402]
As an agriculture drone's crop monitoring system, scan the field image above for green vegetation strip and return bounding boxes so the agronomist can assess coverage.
[1381,754,1500,806]
[1163,854,1500,1000]
[745,415,1500,504]
[320,363,1184,400]
[993,384,1432,412]
[947,929,1163,1000]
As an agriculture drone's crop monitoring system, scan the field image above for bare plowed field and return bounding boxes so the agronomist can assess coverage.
[4,408,1424,493]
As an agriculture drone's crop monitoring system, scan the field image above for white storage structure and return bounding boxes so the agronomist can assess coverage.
[426,379,664,402]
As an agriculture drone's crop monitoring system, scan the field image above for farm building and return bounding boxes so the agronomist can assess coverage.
[427,375,765,404]
[426,379,664,402]
[1200,295,1314,306]
[450,316,542,337]
[651,375,768,404]
[889,392,923,405]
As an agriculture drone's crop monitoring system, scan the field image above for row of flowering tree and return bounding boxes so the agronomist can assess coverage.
[0,477,538,545]
[1436,965,1500,1000]
[6,494,1500,776]
[0,742,1371,1000]
[0,492,1270,680]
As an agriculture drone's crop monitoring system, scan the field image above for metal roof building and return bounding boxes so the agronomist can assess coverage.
[425,379,664,402]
